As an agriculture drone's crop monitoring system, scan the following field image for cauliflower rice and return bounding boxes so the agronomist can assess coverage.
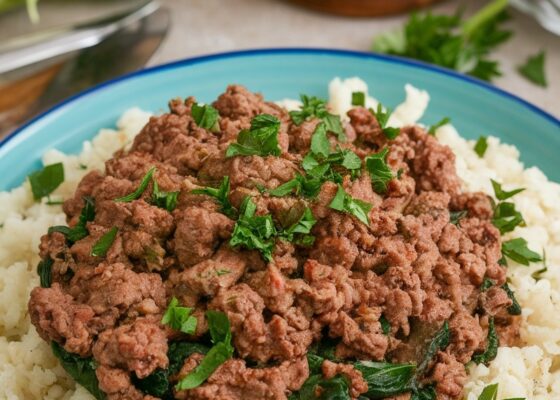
[0,78,558,400]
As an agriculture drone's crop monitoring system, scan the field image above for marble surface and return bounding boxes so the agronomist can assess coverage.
[0,0,558,117]
[151,0,559,117]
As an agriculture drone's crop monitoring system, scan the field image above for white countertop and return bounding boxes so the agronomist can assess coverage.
[151,0,559,118]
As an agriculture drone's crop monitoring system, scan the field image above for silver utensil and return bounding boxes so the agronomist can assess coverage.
[0,0,160,75]
[0,4,169,136]
[511,0,560,36]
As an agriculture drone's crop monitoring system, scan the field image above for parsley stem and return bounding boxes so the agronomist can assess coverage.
[462,0,508,39]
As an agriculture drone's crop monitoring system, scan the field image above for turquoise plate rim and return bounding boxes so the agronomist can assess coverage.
[1,47,558,153]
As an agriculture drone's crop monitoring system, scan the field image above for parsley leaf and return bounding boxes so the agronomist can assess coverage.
[427,117,450,136]
[225,114,281,158]
[365,147,394,194]
[351,91,366,107]
[478,383,498,400]
[531,250,547,281]
[492,201,525,234]
[191,103,220,132]
[161,297,197,335]
[379,315,391,335]
[28,162,65,201]
[501,238,542,266]
[329,185,373,226]
[192,176,236,218]
[310,122,331,158]
[115,167,156,202]
[472,317,499,365]
[175,311,233,391]
[501,282,522,315]
[37,257,53,288]
[370,104,400,139]
[372,0,511,82]
[229,197,277,261]
[491,179,525,201]
[480,277,494,291]
[268,173,324,199]
[289,95,345,141]
[91,227,118,257]
[279,207,317,246]
[450,210,468,225]
[151,179,179,212]
[474,136,488,157]
[517,51,547,87]
[49,196,95,243]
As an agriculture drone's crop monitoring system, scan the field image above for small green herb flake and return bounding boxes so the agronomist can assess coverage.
[365,147,393,194]
[329,185,372,226]
[216,269,230,276]
[152,179,179,212]
[417,321,450,376]
[501,237,542,266]
[491,179,525,201]
[501,282,522,315]
[48,197,96,244]
[225,114,281,158]
[289,94,345,141]
[280,207,317,245]
[191,103,220,132]
[115,167,156,202]
[161,297,198,335]
[517,51,547,87]
[379,315,391,335]
[91,227,118,257]
[37,257,53,288]
[480,277,494,291]
[478,383,499,400]
[370,104,400,139]
[492,201,525,234]
[229,197,277,261]
[472,317,499,365]
[28,162,65,201]
[531,250,547,281]
[427,117,450,136]
[191,176,236,218]
[310,123,331,158]
[351,91,366,107]
[450,210,468,225]
[474,136,488,157]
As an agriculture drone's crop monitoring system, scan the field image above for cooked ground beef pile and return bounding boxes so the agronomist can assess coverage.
[28,86,519,400]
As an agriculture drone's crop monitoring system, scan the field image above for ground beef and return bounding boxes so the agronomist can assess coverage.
[28,85,517,400]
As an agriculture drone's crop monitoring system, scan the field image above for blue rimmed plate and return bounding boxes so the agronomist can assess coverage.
[0,48,558,191]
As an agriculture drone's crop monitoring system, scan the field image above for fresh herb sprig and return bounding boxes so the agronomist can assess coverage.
[191,103,220,132]
[225,114,281,158]
[49,196,95,243]
[192,176,236,218]
[161,297,198,335]
[329,185,373,225]
[372,0,512,81]
[365,147,394,194]
[370,103,400,139]
[289,95,345,141]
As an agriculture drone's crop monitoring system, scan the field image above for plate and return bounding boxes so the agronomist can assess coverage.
[0,48,558,191]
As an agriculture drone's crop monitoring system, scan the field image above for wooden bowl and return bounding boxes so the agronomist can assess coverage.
[286,0,446,17]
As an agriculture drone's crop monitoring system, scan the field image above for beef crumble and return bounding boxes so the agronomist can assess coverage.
[28,85,519,400]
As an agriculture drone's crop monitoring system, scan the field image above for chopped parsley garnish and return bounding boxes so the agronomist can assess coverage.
[28,162,65,201]
[115,167,155,202]
[379,315,391,335]
[517,51,547,87]
[329,185,373,226]
[472,317,498,365]
[492,201,525,234]
[365,147,394,194]
[480,277,494,291]
[37,257,53,288]
[268,174,319,198]
[416,321,450,376]
[531,250,548,281]
[501,282,522,315]
[229,197,277,261]
[372,0,512,81]
[478,383,498,400]
[427,117,450,136]
[370,104,400,139]
[289,94,345,141]
[310,122,331,158]
[279,207,317,246]
[49,196,95,243]
[191,103,220,132]
[216,269,231,276]
[351,91,366,107]
[91,227,118,257]
[191,176,236,218]
[225,114,281,158]
[474,136,488,157]
[175,311,234,390]
[161,297,197,335]
[501,238,542,266]
[450,210,468,225]
[152,179,179,212]
[491,179,525,201]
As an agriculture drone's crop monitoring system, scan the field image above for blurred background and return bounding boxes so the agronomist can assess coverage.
[0,0,558,136]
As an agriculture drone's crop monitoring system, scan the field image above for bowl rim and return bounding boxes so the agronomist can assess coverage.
[1,47,558,150]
